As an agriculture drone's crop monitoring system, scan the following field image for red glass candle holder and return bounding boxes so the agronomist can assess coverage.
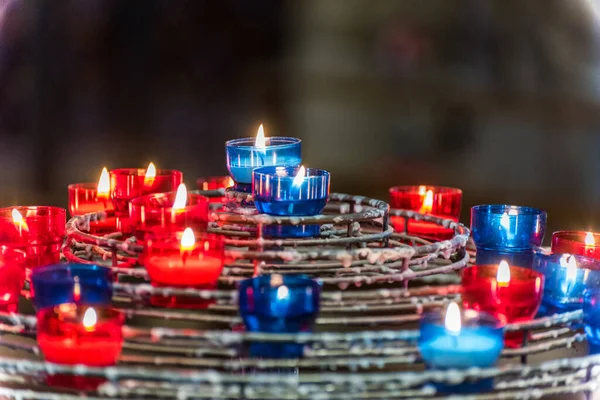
[143,229,225,308]
[129,192,210,240]
[389,186,462,241]
[109,168,183,218]
[552,231,600,260]
[0,246,26,313]
[0,206,66,269]
[462,264,544,348]
[68,183,116,234]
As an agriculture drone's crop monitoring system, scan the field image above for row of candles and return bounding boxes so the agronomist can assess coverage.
[0,125,600,392]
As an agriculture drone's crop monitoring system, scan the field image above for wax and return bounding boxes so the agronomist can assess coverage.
[145,255,223,286]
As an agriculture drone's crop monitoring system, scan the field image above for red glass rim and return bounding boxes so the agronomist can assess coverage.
[0,206,66,221]
[389,185,462,196]
[463,264,544,282]
[109,168,183,178]
[67,183,97,191]
[552,230,600,246]
[130,192,209,210]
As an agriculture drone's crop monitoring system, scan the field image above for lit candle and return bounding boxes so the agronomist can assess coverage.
[551,231,600,260]
[0,246,26,312]
[418,302,505,394]
[67,168,117,234]
[389,186,462,241]
[226,124,301,192]
[462,260,544,348]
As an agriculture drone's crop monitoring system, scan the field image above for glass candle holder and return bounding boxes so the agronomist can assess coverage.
[109,168,183,218]
[68,183,116,234]
[475,248,536,269]
[0,206,66,269]
[129,192,209,240]
[418,305,505,394]
[0,246,26,313]
[253,166,330,238]
[471,205,547,251]
[197,175,234,204]
[533,253,600,312]
[584,289,600,354]
[462,263,544,348]
[389,185,462,241]
[552,231,600,260]
[226,137,301,192]
[143,229,225,308]
[238,274,322,358]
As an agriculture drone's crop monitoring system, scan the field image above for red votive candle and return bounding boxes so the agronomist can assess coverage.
[68,168,116,235]
[109,163,183,218]
[0,246,26,312]
[551,231,600,260]
[462,261,544,348]
[143,228,225,308]
[129,184,209,240]
[0,206,66,269]
[389,185,462,241]
[197,175,234,203]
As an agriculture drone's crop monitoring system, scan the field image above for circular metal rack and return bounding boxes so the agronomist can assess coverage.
[0,189,595,399]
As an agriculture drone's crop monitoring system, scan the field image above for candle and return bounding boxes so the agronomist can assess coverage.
[253,165,330,238]
[552,231,600,260]
[109,163,183,219]
[0,206,66,269]
[389,185,462,241]
[533,253,600,312]
[197,175,234,204]
[68,167,116,234]
[238,274,322,358]
[583,289,600,354]
[226,124,302,192]
[129,183,210,240]
[143,228,225,308]
[0,246,26,313]
[462,261,544,348]
[418,302,505,393]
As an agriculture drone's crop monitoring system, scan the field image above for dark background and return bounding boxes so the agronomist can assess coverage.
[1,0,599,239]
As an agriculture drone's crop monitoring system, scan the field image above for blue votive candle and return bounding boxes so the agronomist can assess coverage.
[253,165,330,238]
[534,253,600,313]
[583,290,600,354]
[225,129,301,192]
[418,302,505,394]
[238,274,322,358]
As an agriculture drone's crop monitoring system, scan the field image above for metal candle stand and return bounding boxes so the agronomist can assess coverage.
[0,189,593,399]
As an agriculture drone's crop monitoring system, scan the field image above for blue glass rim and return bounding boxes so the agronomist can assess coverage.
[226,137,301,150]
[471,204,546,218]
[420,307,506,329]
[238,274,322,293]
[253,166,330,183]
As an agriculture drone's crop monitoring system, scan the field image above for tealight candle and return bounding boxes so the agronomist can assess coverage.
[418,302,505,394]
[109,162,183,219]
[253,165,330,238]
[129,183,210,240]
[143,228,225,308]
[68,167,116,234]
[389,185,462,240]
[197,175,234,204]
[0,206,66,269]
[552,231,600,260]
[226,124,302,192]
[0,246,26,312]
[533,253,600,312]
[238,274,322,358]
[462,260,544,348]
[583,289,600,354]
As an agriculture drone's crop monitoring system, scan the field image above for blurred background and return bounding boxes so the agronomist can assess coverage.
[0,0,599,238]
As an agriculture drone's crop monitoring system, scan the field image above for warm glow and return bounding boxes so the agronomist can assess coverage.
[82,307,97,332]
[292,166,306,187]
[497,260,511,286]
[565,255,578,282]
[11,208,27,231]
[180,228,196,252]
[277,285,289,300]
[444,302,461,334]
[419,190,434,214]
[227,177,234,187]
[418,185,427,196]
[255,124,266,148]
[96,167,110,198]
[144,162,157,185]
[172,184,188,210]
[585,232,596,247]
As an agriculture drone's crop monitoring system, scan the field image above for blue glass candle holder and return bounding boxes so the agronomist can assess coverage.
[471,205,546,251]
[583,289,600,354]
[418,307,505,394]
[238,274,322,358]
[253,166,330,238]
[31,264,113,310]
[476,248,536,269]
[534,253,600,313]
[225,137,301,192]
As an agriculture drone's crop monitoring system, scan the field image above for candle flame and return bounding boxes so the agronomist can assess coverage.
[419,190,434,214]
[144,162,157,185]
[276,285,289,300]
[292,166,306,187]
[255,124,266,148]
[180,228,196,252]
[96,167,110,198]
[418,185,427,196]
[444,302,461,333]
[497,260,511,287]
[82,307,97,332]
[11,209,28,231]
[172,184,188,210]
[227,177,234,187]
[585,232,596,247]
